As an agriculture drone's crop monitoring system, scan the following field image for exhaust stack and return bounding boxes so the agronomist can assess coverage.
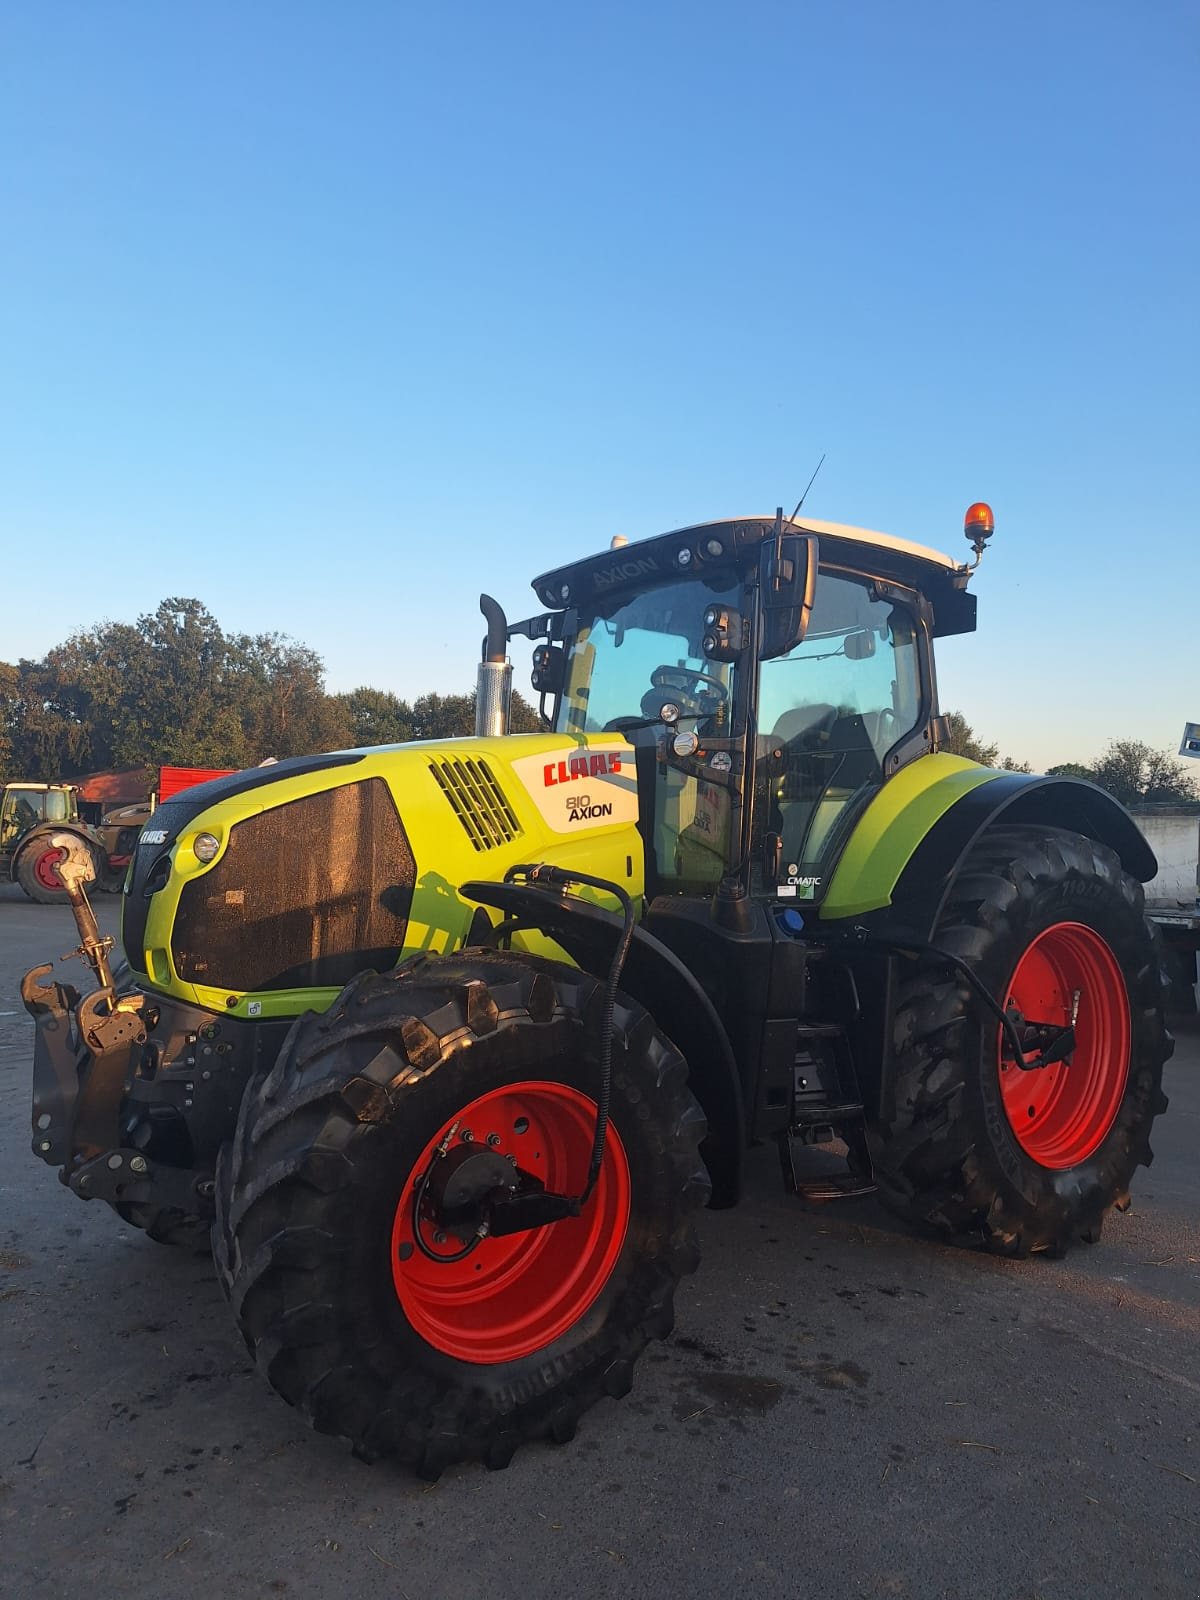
[476,594,513,738]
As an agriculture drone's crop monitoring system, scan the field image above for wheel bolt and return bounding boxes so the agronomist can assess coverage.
[460,1129,474,1143]
[434,1230,448,1245]
[486,1133,501,1147]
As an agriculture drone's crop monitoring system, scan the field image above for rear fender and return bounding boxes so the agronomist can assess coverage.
[821,757,1155,930]
[461,879,744,1207]
[883,774,1157,940]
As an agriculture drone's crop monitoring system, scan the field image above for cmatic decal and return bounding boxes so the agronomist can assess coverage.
[510,745,639,834]
[786,875,821,901]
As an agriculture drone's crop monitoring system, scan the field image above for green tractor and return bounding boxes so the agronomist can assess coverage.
[23,504,1171,1477]
[1,782,106,903]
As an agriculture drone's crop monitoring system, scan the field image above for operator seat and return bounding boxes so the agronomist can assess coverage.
[768,705,883,866]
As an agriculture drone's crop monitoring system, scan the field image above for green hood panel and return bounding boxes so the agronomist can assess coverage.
[125,732,643,1017]
[820,753,1003,921]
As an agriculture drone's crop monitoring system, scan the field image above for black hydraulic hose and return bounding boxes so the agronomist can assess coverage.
[505,863,636,1204]
[839,929,1073,1071]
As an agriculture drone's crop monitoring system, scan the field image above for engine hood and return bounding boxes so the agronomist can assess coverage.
[121,733,642,1018]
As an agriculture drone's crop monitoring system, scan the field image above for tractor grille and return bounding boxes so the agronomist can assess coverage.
[171,778,415,992]
[428,758,522,852]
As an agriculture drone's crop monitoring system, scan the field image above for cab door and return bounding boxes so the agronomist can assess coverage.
[751,568,928,903]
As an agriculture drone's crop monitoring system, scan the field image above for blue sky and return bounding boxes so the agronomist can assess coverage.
[1,1,1196,772]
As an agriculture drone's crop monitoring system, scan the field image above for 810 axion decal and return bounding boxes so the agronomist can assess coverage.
[510,745,638,834]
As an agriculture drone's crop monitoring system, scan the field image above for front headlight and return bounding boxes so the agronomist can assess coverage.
[193,832,220,863]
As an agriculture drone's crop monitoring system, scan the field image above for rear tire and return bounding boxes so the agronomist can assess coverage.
[870,826,1172,1256]
[15,834,100,904]
[213,950,709,1477]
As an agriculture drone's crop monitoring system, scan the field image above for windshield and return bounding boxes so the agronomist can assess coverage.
[556,574,743,734]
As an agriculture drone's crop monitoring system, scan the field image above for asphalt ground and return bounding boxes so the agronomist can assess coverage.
[1,881,1197,1600]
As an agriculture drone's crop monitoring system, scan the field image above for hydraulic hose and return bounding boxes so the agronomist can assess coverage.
[504,863,636,1203]
[836,928,1074,1071]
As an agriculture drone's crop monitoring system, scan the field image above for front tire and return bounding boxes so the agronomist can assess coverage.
[15,835,98,904]
[870,826,1171,1256]
[213,950,709,1477]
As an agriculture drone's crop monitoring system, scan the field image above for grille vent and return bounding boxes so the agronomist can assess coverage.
[429,758,522,851]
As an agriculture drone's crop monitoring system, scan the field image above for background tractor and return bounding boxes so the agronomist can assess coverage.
[1,782,108,903]
[23,503,1171,1478]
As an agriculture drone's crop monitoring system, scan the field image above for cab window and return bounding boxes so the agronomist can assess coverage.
[755,570,923,894]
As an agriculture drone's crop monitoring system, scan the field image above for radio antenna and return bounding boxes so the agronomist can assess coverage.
[787,452,826,526]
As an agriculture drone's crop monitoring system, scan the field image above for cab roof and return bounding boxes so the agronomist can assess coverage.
[531,514,967,617]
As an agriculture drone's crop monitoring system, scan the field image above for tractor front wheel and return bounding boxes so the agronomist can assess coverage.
[213,950,709,1477]
[870,826,1171,1256]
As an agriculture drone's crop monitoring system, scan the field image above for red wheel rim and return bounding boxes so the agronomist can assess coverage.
[390,1082,631,1364]
[998,921,1131,1168]
[32,847,66,891]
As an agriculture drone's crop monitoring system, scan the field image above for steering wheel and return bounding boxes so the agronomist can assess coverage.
[642,665,729,722]
[651,666,727,698]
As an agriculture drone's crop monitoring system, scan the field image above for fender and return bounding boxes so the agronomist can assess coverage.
[883,772,1158,940]
[820,754,1155,928]
[461,879,745,1208]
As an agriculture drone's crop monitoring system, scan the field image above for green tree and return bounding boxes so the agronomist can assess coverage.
[6,654,99,776]
[508,690,543,733]
[1046,761,1095,781]
[941,711,999,767]
[407,692,476,741]
[1087,740,1198,806]
[336,687,415,747]
[234,634,353,758]
[4,597,550,778]
[0,661,18,773]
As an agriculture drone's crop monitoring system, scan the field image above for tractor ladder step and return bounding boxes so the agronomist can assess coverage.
[776,1119,877,1203]
[791,1171,878,1203]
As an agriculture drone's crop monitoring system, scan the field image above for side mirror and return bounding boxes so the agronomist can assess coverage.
[760,533,817,660]
[531,643,565,696]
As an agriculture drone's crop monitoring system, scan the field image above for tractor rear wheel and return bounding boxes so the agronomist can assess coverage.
[213,950,709,1477]
[870,826,1171,1256]
[15,835,98,904]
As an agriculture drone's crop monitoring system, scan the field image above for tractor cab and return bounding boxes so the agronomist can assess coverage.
[524,513,980,912]
[1,783,78,851]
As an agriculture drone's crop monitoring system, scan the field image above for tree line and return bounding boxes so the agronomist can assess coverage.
[0,597,539,781]
[942,712,1197,807]
[1,600,1194,809]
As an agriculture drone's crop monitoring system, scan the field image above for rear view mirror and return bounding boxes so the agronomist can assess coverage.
[760,533,817,660]
[844,628,876,661]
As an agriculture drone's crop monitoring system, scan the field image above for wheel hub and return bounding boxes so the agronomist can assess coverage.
[391,1081,632,1365]
[420,1142,517,1241]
